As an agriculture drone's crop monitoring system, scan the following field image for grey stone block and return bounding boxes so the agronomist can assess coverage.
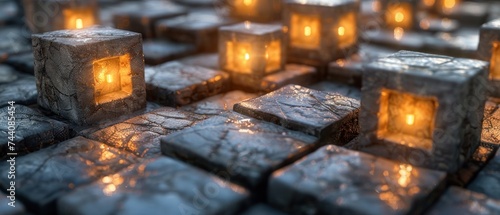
[309,81,361,100]
[359,50,489,172]
[0,105,70,159]
[33,26,146,125]
[268,145,446,215]
[161,112,318,189]
[87,107,205,158]
[58,157,250,215]
[177,53,220,70]
[284,0,360,66]
[5,52,35,75]
[468,149,500,199]
[0,66,37,107]
[0,136,139,214]
[258,64,318,93]
[143,40,196,66]
[427,187,500,215]
[182,90,257,116]
[145,61,230,107]
[234,85,359,141]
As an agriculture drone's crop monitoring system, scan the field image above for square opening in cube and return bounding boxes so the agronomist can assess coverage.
[63,7,96,30]
[265,40,282,73]
[93,54,133,104]
[290,13,320,50]
[225,41,253,74]
[385,3,413,29]
[336,12,357,49]
[377,89,438,151]
[490,42,500,80]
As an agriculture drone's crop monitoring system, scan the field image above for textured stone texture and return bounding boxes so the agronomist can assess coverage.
[112,2,187,38]
[0,136,139,214]
[87,107,205,158]
[0,27,31,62]
[241,204,288,215]
[235,85,359,141]
[481,99,500,148]
[468,149,500,199]
[478,18,500,97]
[161,112,318,189]
[309,81,361,100]
[424,29,479,59]
[0,105,70,159]
[448,145,496,187]
[33,26,146,125]
[182,90,257,116]
[58,157,249,215]
[427,187,500,215]
[258,64,318,93]
[143,40,196,66]
[178,53,219,70]
[363,30,425,52]
[360,50,489,172]
[4,52,35,75]
[145,61,229,107]
[227,0,282,22]
[0,65,37,107]
[268,145,446,215]
[0,195,26,215]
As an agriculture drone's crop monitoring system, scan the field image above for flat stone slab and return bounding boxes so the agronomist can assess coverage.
[177,53,219,70]
[427,187,500,215]
[0,65,37,107]
[258,64,318,93]
[87,107,205,158]
[234,85,359,141]
[268,145,447,215]
[481,99,500,148]
[241,204,288,215]
[467,149,500,199]
[181,90,257,116]
[58,157,249,215]
[0,105,70,159]
[309,81,361,100]
[143,40,196,65]
[161,112,318,189]
[145,61,230,107]
[5,52,34,75]
[0,136,139,214]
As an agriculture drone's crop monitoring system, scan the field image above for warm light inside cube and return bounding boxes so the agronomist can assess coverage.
[225,41,252,74]
[290,13,320,50]
[63,7,95,30]
[440,0,459,13]
[377,89,438,150]
[234,0,257,16]
[422,0,436,7]
[93,54,133,104]
[336,12,357,48]
[385,3,413,29]
[265,40,282,73]
[490,42,500,80]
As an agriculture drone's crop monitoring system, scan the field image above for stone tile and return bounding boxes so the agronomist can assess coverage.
[145,62,230,107]
[241,204,288,215]
[481,99,500,148]
[258,64,318,93]
[177,53,219,70]
[309,81,361,100]
[181,90,257,116]
[468,149,500,200]
[58,157,249,215]
[234,85,359,140]
[0,105,71,159]
[4,52,34,75]
[268,145,446,215]
[363,30,426,52]
[0,65,37,107]
[161,112,318,189]
[0,194,26,215]
[87,107,205,158]
[143,40,197,66]
[427,187,500,215]
[0,136,139,214]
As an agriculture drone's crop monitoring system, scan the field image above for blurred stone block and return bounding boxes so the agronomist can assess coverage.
[87,107,205,158]
[241,204,287,215]
[440,2,488,26]
[0,136,139,214]
[363,30,425,52]
[145,62,229,107]
[0,27,31,63]
[0,193,26,215]
[58,157,249,215]
[161,112,318,189]
[427,187,500,215]
[424,29,479,59]
[234,85,359,141]
[182,90,257,116]
[143,40,196,66]
[467,149,500,199]
[0,65,37,107]
[309,81,361,100]
[257,64,318,93]
[478,19,500,97]
[33,27,146,125]
[4,52,35,75]
[0,105,70,159]
[177,53,219,70]
[268,145,446,215]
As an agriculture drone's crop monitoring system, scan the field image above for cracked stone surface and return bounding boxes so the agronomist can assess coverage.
[145,61,230,107]
[87,107,205,158]
[481,100,500,148]
[177,53,219,70]
[143,40,197,65]
[427,187,500,215]
[0,65,37,107]
[257,64,318,93]
[161,112,318,189]
[309,81,361,100]
[241,204,288,215]
[234,85,359,141]
[467,149,500,200]
[58,157,249,215]
[5,52,34,75]
[268,145,446,215]
[0,105,70,159]
[0,136,139,214]
[182,90,257,116]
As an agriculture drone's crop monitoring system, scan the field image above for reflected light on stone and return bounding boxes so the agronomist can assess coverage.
[243,0,253,6]
[443,0,456,9]
[394,27,404,41]
[420,19,430,30]
[102,174,124,196]
[423,0,435,7]
[398,164,413,187]
[372,0,381,12]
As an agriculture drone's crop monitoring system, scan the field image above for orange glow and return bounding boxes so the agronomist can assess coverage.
[76,18,83,29]
[443,0,456,9]
[406,114,415,125]
[336,12,357,48]
[385,4,412,29]
[243,0,253,6]
[393,27,404,41]
[490,42,500,80]
[225,42,253,74]
[395,12,404,23]
[63,8,95,30]
[244,53,250,61]
[106,74,113,83]
[291,13,320,49]
[265,40,282,73]
[93,54,132,105]
[423,0,435,7]
[398,164,413,187]
[304,26,312,36]
[338,26,345,36]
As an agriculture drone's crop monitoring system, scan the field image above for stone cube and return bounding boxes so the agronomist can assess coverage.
[359,50,489,172]
[33,26,146,125]
[219,22,285,88]
[226,0,283,22]
[478,18,500,97]
[284,0,360,66]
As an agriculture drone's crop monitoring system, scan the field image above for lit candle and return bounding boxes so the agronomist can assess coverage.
[406,114,415,125]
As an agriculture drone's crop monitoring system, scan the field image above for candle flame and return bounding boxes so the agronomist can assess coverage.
[406,114,415,125]
[304,26,312,37]
[395,12,404,23]
[245,53,250,61]
[76,18,83,29]
[393,27,404,40]
[443,0,456,9]
[106,74,113,83]
[338,26,345,36]
[243,0,252,6]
